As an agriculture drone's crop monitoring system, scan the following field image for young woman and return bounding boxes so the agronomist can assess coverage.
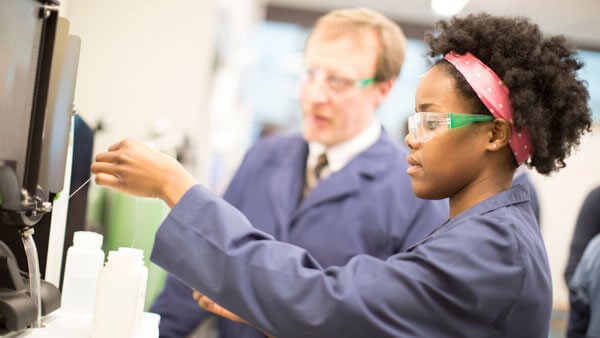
[91,13,592,337]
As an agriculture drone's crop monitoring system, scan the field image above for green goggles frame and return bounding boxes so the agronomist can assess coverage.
[408,112,494,142]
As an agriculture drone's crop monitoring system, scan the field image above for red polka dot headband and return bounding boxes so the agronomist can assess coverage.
[444,51,532,165]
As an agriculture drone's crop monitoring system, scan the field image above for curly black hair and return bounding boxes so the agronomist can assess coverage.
[424,13,592,175]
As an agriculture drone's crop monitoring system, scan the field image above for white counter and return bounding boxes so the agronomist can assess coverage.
[1,310,159,338]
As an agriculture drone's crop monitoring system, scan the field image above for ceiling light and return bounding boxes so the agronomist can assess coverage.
[430,0,470,17]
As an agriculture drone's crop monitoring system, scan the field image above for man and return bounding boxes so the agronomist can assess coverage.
[149,8,448,337]
[565,185,600,284]
[566,185,600,337]
[568,233,600,337]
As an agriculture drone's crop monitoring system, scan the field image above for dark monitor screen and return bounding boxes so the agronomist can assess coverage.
[0,0,44,190]
[0,0,80,276]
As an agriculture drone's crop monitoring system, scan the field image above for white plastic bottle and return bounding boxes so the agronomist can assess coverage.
[119,247,148,337]
[90,248,148,338]
[61,231,105,315]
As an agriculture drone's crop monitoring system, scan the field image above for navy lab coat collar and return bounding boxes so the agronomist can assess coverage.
[266,130,394,229]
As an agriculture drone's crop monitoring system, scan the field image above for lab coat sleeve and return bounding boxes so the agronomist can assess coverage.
[567,234,600,337]
[151,185,526,337]
[567,289,590,338]
[148,144,263,336]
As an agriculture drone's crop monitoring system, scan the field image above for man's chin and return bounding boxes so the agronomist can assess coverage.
[306,137,333,146]
[302,130,327,144]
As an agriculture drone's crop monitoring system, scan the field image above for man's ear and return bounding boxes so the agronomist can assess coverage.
[378,79,395,95]
[373,79,395,106]
[486,118,511,152]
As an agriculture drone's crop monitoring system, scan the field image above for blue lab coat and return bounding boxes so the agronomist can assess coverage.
[568,234,600,337]
[150,132,449,337]
[151,184,551,337]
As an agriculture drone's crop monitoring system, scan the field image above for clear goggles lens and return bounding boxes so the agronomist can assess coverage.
[408,112,494,142]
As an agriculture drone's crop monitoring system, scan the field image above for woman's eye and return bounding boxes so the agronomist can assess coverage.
[425,120,439,131]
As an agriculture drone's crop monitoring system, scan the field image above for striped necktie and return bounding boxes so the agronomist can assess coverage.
[314,152,328,180]
[302,152,329,198]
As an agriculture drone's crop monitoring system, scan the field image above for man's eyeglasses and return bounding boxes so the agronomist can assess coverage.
[408,112,494,142]
[301,67,376,95]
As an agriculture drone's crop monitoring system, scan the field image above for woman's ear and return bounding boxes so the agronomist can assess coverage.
[486,118,511,152]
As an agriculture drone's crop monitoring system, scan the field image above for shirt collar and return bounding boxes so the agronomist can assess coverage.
[307,120,382,174]
[513,164,527,179]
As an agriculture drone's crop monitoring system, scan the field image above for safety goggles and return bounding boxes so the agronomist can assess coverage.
[408,112,494,142]
[300,67,376,95]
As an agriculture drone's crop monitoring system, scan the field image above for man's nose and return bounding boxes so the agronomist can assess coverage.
[302,78,330,104]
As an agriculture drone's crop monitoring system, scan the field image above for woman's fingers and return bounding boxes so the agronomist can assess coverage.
[192,291,247,324]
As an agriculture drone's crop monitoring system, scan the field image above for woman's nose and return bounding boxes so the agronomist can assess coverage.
[404,132,419,150]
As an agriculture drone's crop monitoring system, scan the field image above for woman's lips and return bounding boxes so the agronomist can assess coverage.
[406,155,422,175]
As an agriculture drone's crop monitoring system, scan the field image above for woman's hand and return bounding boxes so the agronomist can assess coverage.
[192,291,276,337]
[192,290,248,324]
[91,139,197,207]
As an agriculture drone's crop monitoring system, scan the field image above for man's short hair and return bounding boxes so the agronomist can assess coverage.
[308,7,407,81]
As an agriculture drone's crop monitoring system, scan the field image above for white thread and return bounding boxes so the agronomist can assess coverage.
[131,197,141,247]
[69,176,94,199]
[65,175,142,249]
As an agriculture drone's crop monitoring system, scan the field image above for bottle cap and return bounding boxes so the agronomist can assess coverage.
[118,247,144,261]
[73,231,103,249]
